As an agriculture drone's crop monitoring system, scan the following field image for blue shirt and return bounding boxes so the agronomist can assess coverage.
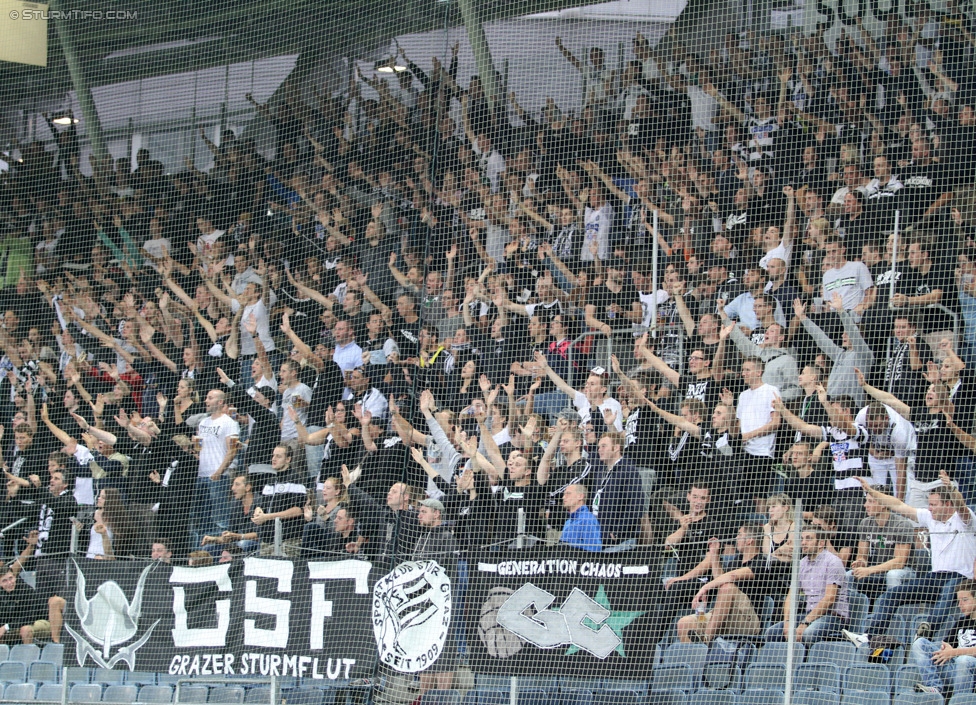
[561,505,603,553]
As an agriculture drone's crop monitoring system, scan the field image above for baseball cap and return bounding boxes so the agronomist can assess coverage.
[419,498,445,512]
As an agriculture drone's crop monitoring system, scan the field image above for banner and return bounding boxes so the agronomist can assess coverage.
[467,548,657,677]
[62,557,452,679]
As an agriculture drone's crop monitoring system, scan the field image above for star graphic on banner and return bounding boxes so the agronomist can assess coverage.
[564,584,645,658]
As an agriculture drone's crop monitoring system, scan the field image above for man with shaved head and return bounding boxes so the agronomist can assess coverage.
[193,389,241,546]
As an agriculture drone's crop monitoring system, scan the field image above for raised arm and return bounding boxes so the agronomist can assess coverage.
[533,350,576,398]
[772,395,821,438]
[855,367,912,419]
[856,476,918,522]
[648,401,702,437]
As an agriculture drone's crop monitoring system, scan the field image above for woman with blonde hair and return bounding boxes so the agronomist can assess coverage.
[763,493,795,563]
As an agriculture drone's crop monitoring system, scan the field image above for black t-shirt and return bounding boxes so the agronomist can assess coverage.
[949,615,976,649]
[871,261,906,311]
[589,282,639,330]
[913,414,968,483]
[898,263,958,333]
[726,553,783,608]
[494,482,547,545]
[677,374,722,412]
[898,162,950,227]
[672,510,732,574]
[256,470,308,542]
[624,405,656,469]
[390,314,420,359]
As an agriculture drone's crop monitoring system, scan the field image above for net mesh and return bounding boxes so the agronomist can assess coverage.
[0,0,974,702]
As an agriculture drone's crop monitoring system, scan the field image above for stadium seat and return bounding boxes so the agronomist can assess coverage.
[244,686,272,704]
[0,661,26,683]
[793,693,840,705]
[476,675,511,690]
[594,688,642,705]
[2,682,34,701]
[208,685,246,704]
[950,696,976,705]
[703,662,740,691]
[739,690,786,705]
[92,668,125,685]
[67,683,102,703]
[640,690,685,705]
[420,690,463,705]
[661,643,708,680]
[795,663,841,693]
[284,687,325,705]
[177,685,210,703]
[126,671,158,686]
[138,685,175,704]
[40,643,63,666]
[470,689,509,705]
[6,643,39,666]
[744,664,787,692]
[896,694,945,705]
[896,665,924,694]
[102,684,139,703]
[516,686,549,705]
[0,646,9,664]
[756,642,805,666]
[37,683,64,701]
[842,663,891,694]
[848,592,870,634]
[28,660,59,683]
[688,689,736,705]
[65,667,91,684]
[652,664,696,693]
[807,643,857,671]
[841,692,890,705]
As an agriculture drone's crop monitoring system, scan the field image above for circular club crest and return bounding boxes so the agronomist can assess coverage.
[372,560,452,673]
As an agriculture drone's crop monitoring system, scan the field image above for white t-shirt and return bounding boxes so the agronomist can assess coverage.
[573,391,624,432]
[196,413,241,478]
[854,405,916,493]
[280,383,312,441]
[582,205,612,262]
[759,242,792,273]
[916,507,976,577]
[823,261,874,311]
[737,383,780,457]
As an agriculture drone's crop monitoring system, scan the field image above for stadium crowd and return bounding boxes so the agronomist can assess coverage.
[4,9,976,696]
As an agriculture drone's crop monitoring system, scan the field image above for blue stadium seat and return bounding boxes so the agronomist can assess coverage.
[559,688,593,705]
[472,689,509,705]
[102,685,139,703]
[744,664,787,692]
[517,686,549,705]
[951,696,976,705]
[126,671,157,686]
[897,665,924,694]
[640,690,685,705]
[244,686,272,704]
[807,643,857,671]
[739,690,786,705]
[652,664,696,693]
[848,591,870,634]
[138,685,175,704]
[208,685,246,704]
[177,685,210,704]
[0,645,9,664]
[27,660,59,683]
[37,683,64,701]
[6,644,39,666]
[0,661,26,683]
[92,668,125,685]
[475,675,511,690]
[661,643,708,681]
[896,694,945,705]
[795,663,841,693]
[40,643,63,666]
[841,692,889,705]
[703,662,740,691]
[556,678,599,692]
[67,683,102,703]
[793,693,840,705]
[284,687,325,705]
[594,688,642,705]
[2,682,34,701]
[843,663,891,694]
[688,689,736,705]
[756,642,805,666]
[65,667,91,684]
[420,690,463,705]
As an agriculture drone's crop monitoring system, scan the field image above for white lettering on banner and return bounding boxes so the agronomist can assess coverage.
[244,558,293,649]
[495,584,620,659]
[170,565,233,648]
[806,0,949,52]
[488,559,628,577]
[307,559,373,650]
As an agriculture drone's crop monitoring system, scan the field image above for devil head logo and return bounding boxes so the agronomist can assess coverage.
[64,560,161,670]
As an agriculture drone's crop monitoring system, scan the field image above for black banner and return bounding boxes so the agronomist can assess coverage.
[62,557,451,679]
[467,548,657,677]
